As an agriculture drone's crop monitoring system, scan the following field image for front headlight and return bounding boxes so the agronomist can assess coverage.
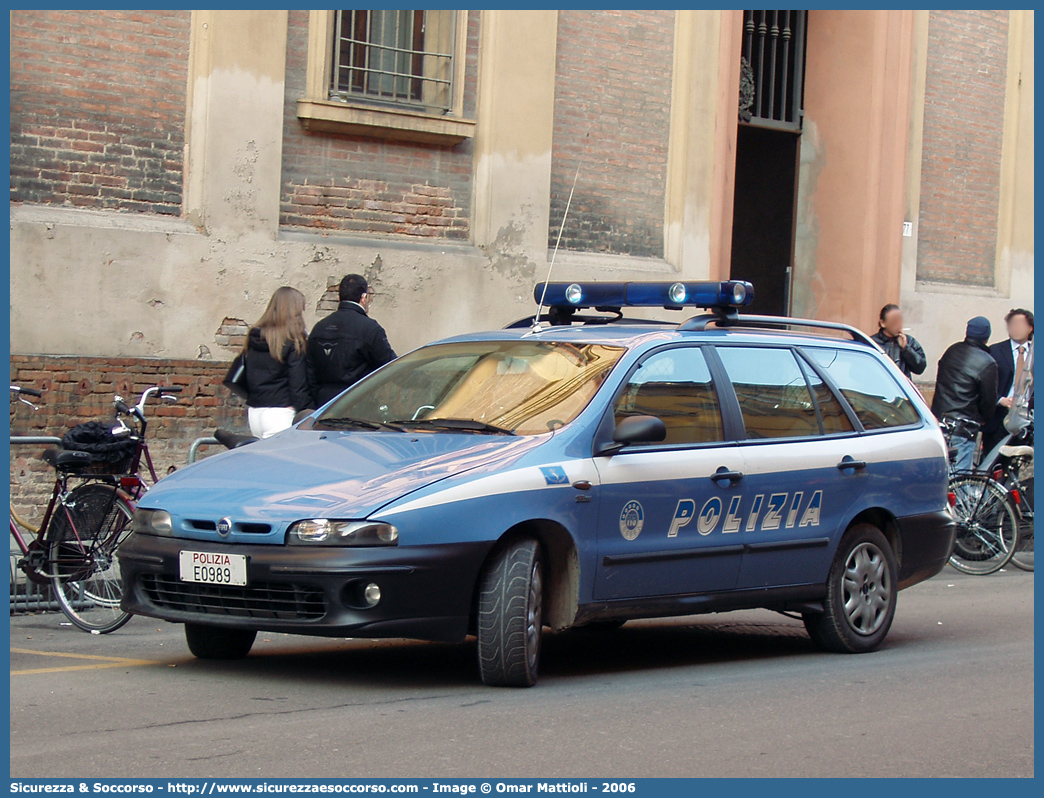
[132,508,173,536]
[286,519,399,546]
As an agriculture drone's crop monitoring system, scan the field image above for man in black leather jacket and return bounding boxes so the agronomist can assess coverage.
[307,274,397,407]
[931,316,999,470]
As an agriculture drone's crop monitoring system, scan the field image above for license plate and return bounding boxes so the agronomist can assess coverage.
[179,551,248,586]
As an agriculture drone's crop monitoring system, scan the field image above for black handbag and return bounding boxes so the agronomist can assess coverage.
[222,353,249,401]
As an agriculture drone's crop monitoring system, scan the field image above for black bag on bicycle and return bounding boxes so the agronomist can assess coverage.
[61,420,137,474]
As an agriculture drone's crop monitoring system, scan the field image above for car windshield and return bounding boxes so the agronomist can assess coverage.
[316,340,626,436]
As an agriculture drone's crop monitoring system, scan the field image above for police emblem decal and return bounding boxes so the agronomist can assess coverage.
[217,517,233,537]
[540,466,570,486]
[619,501,645,540]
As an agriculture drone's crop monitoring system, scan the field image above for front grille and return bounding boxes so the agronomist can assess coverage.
[140,575,326,621]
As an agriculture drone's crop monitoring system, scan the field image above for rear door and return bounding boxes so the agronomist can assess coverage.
[593,345,748,600]
[710,345,867,589]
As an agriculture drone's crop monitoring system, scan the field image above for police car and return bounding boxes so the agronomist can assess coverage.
[118,281,954,686]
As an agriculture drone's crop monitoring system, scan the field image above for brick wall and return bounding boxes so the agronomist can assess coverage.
[548,10,675,257]
[279,11,479,240]
[916,10,1009,285]
[9,10,190,216]
[9,355,245,523]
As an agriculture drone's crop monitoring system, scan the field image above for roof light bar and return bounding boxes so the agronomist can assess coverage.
[534,281,755,310]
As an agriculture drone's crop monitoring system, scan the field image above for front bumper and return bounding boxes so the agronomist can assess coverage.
[896,510,956,589]
[117,533,491,642]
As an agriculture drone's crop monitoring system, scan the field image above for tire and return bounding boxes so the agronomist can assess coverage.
[1010,520,1033,572]
[1010,474,1033,572]
[48,482,134,634]
[185,623,257,659]
[947,475,1019,575]
[804,524,897,654]
[476,538,544,687]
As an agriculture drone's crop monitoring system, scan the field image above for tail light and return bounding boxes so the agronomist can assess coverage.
[947,491,957,507]
[1010,489,1021,505]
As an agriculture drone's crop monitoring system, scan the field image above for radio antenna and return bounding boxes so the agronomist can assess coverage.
[532,156,583,332]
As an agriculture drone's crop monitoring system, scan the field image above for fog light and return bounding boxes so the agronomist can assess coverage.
[363,583,381,607]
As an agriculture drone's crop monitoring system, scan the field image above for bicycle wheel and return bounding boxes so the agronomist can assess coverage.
[46,482,134,633]
[1010,474,1033,571]
[947,474,1019,575]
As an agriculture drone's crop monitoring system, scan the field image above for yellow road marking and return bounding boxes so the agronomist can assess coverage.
[10,647,159,675]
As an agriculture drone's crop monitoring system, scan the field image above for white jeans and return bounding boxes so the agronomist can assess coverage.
[247,406,296,439]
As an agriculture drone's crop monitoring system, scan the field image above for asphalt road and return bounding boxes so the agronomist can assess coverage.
[9,568,1033,778]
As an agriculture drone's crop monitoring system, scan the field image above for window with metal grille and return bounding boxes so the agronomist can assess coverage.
[330,9,456,114]
[739,10,807,131]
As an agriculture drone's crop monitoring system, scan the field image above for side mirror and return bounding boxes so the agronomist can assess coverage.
[597,415,666,456]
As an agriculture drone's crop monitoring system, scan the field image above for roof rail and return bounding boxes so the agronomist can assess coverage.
[503,307,674,330]
[678,312,879,348]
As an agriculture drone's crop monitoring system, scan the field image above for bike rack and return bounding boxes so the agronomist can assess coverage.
[188,437,219,464]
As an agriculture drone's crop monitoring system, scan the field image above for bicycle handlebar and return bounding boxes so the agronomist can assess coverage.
[114,384,181,424]
[9,385,43,398]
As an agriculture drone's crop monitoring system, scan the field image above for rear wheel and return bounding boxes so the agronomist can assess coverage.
[185,623,256,659]
[1010,474,1033,572]
[476,538,543,687]
[48,482,134,634]
[947,475,1019,575]
[804,524,897,653]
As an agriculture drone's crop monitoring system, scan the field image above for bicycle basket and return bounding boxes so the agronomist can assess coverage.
[61,420,138,474]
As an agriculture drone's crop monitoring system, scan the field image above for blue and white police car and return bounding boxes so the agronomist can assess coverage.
[119,281,954,686]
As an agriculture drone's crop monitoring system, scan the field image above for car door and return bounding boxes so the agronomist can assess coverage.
[593,345,747,601]
[710,345,868,589]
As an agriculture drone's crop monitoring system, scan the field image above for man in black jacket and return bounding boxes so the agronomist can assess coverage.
[307,274,397,406]
[982,308,1034,454]
[931,316,999,471]
[871,303,927,379]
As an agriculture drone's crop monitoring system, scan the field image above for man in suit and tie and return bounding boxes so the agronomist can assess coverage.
[983,308,1034,455]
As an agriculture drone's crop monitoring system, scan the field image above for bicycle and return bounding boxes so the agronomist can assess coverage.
[986,420,1033,572]
[9,384,181,632]
[940,417,1020,575]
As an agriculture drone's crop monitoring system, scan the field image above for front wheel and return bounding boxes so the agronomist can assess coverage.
[476,538,543,687]
[804,524,897,654]
[947,475,1019,575]
[48,482,135,633]
[185,623,257,659]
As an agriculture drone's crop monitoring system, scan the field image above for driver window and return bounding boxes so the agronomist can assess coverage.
[614,348,724,445]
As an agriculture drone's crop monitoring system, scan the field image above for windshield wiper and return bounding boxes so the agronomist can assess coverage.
[392,418,516,435]
[314,417,406,432]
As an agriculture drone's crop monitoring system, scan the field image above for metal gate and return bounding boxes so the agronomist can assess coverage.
[739,10,807,131]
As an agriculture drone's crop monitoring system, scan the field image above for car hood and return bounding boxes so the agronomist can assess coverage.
[145,430,546,522]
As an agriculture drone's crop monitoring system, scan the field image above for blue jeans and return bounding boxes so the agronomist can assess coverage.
[951,434,977,471]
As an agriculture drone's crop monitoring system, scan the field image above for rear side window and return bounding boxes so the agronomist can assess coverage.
[614,347,724,445]
[804,348,921,430]
[715,347,819,439]
[797,357,854,434]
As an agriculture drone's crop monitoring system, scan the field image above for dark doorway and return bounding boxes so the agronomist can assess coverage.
[730,10,806,317]
[729,126,799,317]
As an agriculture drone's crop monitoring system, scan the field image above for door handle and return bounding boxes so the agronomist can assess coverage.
[837,457,867,472]
[711,467,744,485]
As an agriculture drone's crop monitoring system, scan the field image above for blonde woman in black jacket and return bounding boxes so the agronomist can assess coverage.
[243,287,313,438]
